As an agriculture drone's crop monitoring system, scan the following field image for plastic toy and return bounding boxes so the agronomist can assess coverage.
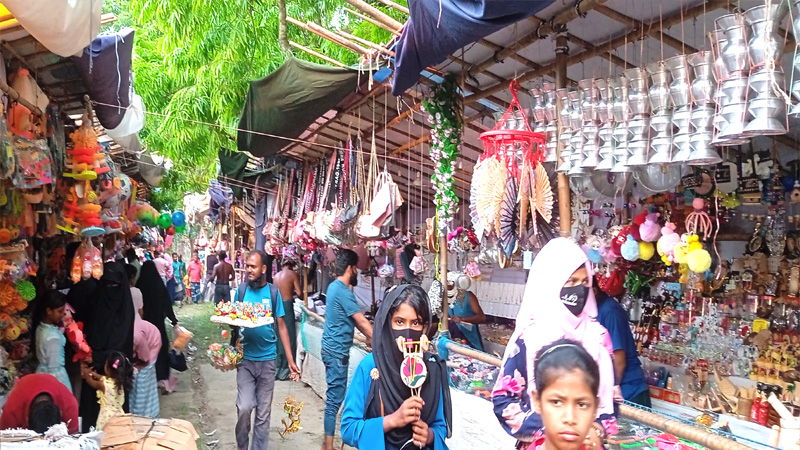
[63,304,92,362]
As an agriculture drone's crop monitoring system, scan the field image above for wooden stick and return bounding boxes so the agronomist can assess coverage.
[343,8,402,36]
[287,17,367,55]
[555,35,571,238]
[336,30,395,57]
[339,0,403,31]
[445,342,502,367]
[375,0,409,15]
[289,41,347,68]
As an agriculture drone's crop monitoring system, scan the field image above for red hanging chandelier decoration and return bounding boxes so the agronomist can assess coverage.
[479,81,546,166]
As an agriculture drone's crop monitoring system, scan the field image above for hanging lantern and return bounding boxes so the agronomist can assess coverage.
[479,81,546,166]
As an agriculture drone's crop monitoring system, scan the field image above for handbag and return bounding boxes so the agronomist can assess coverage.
[378,256,395,278]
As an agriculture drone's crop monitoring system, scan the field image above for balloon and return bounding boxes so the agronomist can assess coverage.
[175,224,186,234]
[157,213,171,229]
[165,234,173,248]
[166,225,176,235]
[171,211,186,227]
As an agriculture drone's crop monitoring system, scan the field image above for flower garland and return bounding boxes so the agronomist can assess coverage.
[422,74,462,231]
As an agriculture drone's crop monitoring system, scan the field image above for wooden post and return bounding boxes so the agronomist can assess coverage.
[339,0,403,31]
[303,266,309,307]
[439,235,449,324]
[555,34,572,238]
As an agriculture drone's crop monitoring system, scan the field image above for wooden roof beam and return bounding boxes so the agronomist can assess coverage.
[289,41,347,67]
[343,8,401,36]
[287,17,367,55]
[466,0,612,78]
[465,0,732,105]
[565,33,632,69]
[594,4,697,54]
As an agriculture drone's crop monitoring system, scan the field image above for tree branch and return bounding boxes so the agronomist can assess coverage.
[277,0,292,58]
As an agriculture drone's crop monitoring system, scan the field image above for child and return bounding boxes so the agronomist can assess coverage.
[35,290,70,391]
[81,351,133,430]
[530,339,603,450]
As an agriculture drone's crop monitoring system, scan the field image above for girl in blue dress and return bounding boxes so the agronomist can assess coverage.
[341,284,452,449]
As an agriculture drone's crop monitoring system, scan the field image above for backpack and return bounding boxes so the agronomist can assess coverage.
[230,283,280,346]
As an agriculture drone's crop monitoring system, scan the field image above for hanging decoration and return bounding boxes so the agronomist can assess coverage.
[422,73,462,231]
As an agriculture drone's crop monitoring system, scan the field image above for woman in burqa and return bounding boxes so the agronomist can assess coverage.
[137,261,178,390]
[341,284,452,449]
[490,238,617,449]
[67,262,135,432]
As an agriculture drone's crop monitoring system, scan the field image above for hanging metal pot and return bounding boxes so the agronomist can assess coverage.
[671,106,692,133]
[671,133,693,164]
[579,78,598,123]
[718,101,750,139]
[596,146,614,172]
[665,54,691,108]
[749,70,785,100]
[690,105,716,133]
[650,110,674,137]
[717,13,750,75]
[625,67,650,117]
[744,96,787,136]
[626,140,649,167]
[744,3,788,68]
[688,133,722,165]
[611,77,631,122]
[720,75,750,105]
[611,143,632,173]
[712,29,731,81]
[595,78,613,124]
[649,136,674,165]
[688,51,716,104]
[647,61,672,112]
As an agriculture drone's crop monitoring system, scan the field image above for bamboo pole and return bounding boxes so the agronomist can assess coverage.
[289,41,347,68]
[375,0,409,15]
[555,34,571,238]
[343,8,402,36]
[286,17,367,55]
[440,235,449,325]
[336,29,395,57]
[594,5,695,53]
[445,342,502,366]
[339,0,403,32]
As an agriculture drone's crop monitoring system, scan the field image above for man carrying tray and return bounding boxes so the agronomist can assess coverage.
[234,250,300,450]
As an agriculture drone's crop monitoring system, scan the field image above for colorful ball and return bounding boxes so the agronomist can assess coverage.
[166,226,176,236]
[157,213,172,229]
[638,242,655,260]
[175,224,186,234]
[221,330,229,338]
[687,249,712,273]
[15,280,35,301]
[171,211,186,227]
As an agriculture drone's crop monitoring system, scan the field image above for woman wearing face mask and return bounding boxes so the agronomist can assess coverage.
[491,238,617,449]
[341,284,452,449]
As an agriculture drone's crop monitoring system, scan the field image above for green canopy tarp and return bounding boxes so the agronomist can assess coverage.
[237,57,360,157]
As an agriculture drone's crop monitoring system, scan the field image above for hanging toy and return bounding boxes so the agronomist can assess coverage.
[657,222,681,265]
[686,198,713,241]
[638,241,655,260]
[686,235,712,274]
[639,212,661,242]
[71,244,83,283]
[621,234,640,261]
[673,234,690,265]
[280,397,304,438]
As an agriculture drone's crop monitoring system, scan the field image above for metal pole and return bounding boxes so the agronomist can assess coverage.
[439,235,448,324]
[555,33,572,238]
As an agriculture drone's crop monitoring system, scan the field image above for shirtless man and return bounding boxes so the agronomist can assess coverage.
[272,259,302,380]
[210,251,235,305]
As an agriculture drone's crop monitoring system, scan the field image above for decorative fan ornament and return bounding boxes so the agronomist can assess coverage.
[470,159,487,238]
[518,160,532,241]
[475,158,507,235]
[534,163,554,223]
[498,176,519,259]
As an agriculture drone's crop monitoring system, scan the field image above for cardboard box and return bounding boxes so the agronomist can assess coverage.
[649,386,682,405]
[101,415,198,450]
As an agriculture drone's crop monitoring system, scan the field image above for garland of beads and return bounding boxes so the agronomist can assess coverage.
[422,74,462,231]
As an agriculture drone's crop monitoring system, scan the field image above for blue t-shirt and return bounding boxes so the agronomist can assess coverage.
[237,283,285,362]
[322,280,361,358]
[596,293,649,400]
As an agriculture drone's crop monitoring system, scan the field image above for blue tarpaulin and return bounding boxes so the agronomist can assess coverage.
[392,0,555,95]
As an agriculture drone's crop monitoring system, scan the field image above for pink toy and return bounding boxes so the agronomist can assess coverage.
[639,212,661,242]
[686,198,712,240]
[657,222,681,265]
[63,304,92,362]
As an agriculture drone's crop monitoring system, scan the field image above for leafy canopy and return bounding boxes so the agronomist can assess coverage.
[103,0,404,209]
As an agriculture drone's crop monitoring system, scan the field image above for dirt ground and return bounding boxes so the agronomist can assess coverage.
[159,302,354,450]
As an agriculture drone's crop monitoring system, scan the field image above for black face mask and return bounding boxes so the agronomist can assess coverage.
[560,285,589,316]
[389,328,424,366]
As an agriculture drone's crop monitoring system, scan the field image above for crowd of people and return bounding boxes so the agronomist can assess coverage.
[0,237,651,450]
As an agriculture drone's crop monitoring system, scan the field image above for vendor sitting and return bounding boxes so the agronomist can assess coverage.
[0,373,79,433]
[447,272,486,352]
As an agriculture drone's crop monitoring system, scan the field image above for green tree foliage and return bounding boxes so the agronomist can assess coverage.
[102,0,405,210]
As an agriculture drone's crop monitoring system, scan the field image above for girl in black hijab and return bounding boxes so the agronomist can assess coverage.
[341,284,452,450]
[71,262,136,432]
[137,261,178,387]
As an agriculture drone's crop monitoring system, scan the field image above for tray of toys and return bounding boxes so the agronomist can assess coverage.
[210,301,274,328]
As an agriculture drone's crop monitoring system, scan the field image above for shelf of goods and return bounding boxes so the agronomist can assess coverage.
[443,339,778,450]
